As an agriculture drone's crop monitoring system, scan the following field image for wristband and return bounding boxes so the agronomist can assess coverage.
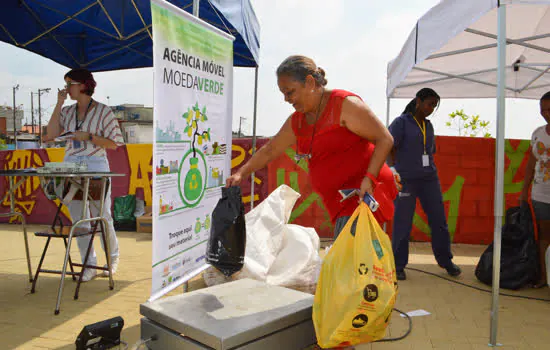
[365,172,378,187]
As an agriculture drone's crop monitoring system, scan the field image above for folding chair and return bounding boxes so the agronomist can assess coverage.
[31,176,113,313]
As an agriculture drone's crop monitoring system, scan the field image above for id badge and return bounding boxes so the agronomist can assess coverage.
[422,154,430,167]
[73,140,81,149]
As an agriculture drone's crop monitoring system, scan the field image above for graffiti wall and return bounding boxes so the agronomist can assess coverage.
[0,139,267,225]
[266,147,334,237]
[230,138,269,212]
[0,148,69,225]
[0,145,154,225]
[266,136,532,245]
[0,136,533,245]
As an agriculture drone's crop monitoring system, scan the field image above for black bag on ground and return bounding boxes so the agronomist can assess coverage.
[206,186,246,277]
[475,205,539,290]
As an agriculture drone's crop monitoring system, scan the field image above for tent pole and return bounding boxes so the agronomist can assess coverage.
[385,97,390,127]
[490,3,506,347]
[381,97,391,233]
[185,0,198,295]
[382,97,391,233]
[193,0,199,16]
[250,66,259,210]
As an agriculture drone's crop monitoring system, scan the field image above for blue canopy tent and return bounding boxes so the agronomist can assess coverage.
[0,0,259,70]
[1,0,262,208]
[1,1,261,285]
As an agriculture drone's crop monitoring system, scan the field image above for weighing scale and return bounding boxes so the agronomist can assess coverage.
[140,279,316,349]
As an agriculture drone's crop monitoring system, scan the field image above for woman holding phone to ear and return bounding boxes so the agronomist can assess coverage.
[46,68,124,282]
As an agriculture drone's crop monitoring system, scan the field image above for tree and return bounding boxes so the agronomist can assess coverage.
[183,102,211,157]
[446,109,492,138]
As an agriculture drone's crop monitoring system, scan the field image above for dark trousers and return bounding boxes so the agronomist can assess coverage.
[392,176,453,271]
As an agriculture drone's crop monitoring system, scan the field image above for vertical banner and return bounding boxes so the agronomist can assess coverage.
[151,0,234,300]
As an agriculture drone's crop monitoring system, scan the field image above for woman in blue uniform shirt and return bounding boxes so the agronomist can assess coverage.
[388,88,461,281]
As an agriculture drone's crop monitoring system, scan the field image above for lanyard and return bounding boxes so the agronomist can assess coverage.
[74,99,94,131]
[413,116,427,154]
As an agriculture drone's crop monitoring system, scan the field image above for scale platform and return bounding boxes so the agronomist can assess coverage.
[140,279,316,350]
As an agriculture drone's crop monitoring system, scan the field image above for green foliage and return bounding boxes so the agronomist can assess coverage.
[446,109,492,138]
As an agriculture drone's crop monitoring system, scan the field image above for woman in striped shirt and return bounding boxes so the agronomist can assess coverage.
[46,68,124,282]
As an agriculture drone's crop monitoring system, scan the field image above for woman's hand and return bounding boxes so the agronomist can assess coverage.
[226,172,243,187]
[71,131,91,141]
[390,166,403,192]
[57,88,67,105]
[358,176,375,202]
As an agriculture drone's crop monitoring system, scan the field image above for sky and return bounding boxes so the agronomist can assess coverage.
[0,0,546,140]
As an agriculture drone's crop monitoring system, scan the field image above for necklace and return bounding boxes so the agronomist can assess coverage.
[74,99,94,131]
[295,89,325,163]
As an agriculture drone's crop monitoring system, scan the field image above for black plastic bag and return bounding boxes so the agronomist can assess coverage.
[475,205,539,290]
[206,186,246,277]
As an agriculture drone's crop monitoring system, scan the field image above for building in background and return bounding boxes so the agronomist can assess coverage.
[0,105,24,134]
[113,104,153,144]
[0,105,25,147]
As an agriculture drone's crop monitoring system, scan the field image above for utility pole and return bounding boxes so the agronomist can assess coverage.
[238,116,246,138]
[37,88,50,147]
[12,84,19,148]
[31,92,34,136]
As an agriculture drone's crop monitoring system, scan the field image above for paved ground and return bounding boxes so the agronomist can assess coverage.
[1,224,549,349]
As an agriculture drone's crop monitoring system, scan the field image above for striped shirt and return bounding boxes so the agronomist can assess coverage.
[59,101,124,158]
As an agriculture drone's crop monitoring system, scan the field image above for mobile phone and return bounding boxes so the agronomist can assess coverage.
[362,193,379,212]
[338,189,359,202]
[338,189,379,213]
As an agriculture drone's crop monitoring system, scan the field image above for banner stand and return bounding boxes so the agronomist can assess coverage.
[150,0,234,300]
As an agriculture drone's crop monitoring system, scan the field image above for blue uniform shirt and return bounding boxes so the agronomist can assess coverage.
[389,113,437,180]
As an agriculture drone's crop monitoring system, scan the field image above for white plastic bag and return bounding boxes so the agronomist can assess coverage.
[203,185,322,291]
[236,185,301,281]
[266,223,321,291]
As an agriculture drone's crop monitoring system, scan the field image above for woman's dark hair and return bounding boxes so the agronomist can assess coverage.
[276,55,328,87]
[541,91,550,101]
[64,68,96,96]
[402,87,440,115]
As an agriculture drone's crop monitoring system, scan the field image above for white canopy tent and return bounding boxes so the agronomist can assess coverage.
[387,0,550,100]
[386,0,550,346]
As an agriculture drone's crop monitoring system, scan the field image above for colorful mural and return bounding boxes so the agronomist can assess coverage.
[0,136,535,244]
[267,136,533,244]
[267,147,333,237]
[230,138,269,212]
[0,139,267,224]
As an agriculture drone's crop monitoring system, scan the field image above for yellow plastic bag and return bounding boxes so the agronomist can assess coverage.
[313,202,398,348]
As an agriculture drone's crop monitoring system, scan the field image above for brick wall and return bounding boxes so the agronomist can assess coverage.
[0,136,531,245]
[267,136,531,245]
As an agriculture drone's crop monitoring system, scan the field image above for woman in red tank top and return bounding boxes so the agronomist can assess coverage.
[227,55,397,350]
[226,55,398,230]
